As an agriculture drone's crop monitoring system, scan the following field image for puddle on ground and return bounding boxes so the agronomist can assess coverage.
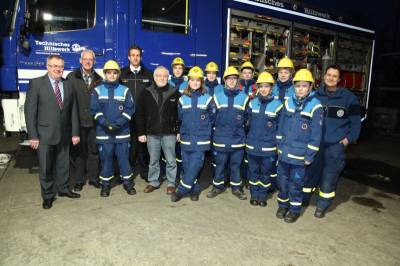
[345,158,400,195]
[373,192,394,199]
[352,196,385,210]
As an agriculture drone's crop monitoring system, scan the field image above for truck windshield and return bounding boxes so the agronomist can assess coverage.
[0,0,16,37]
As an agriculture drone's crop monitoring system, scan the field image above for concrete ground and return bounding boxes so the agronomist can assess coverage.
[0,133,400,266]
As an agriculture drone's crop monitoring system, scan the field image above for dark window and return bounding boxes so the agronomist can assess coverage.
[142,0,189,34]
[0,0,16,36]
[32,0,95,32]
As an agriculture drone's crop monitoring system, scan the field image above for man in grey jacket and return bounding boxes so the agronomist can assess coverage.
[25,55,81,209]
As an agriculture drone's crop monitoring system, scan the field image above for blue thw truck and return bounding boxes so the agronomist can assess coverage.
[0,0,375,135]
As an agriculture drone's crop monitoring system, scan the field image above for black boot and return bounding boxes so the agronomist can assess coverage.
[100,185,110,197]
[314,208,326,218]
[232,188,247,200]
[258,200,267,207]
[250,199,259,206]
[123,184,136,195]
[190,193,199,201]
[171,192,183,202]
[284,212,300,223]
[207,187,225,198]
[276,207,288,219]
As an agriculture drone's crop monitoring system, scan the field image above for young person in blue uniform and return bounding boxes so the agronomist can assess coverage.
[275,69,323,223]
[303,65,361,218]
[171,66,216,202]
[90,60,135,197]
[272,56,295,101]
[239,61,257,188]
[239,61,257,98]
[207,66,249,200]
[270,57,296,190]
[204,61,224,96]
[246,71,283,207]
[168,57,188,93]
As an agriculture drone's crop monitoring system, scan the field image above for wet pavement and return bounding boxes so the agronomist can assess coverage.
[0,132,400,265]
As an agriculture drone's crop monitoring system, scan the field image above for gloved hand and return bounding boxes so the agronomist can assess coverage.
[103,121,120,134]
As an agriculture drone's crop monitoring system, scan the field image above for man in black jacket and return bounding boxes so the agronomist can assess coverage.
[120,45,153,181]
[136,66,180,195]
[67,49,102,191]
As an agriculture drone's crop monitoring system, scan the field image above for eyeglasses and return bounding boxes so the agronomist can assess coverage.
[48,64,64,69]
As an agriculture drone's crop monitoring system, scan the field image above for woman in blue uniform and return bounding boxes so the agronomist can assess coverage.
[171,66,216,202]
[246,72,283,207]
[204,61,224,96]
[275,69,323,223]
[207,66,249,200]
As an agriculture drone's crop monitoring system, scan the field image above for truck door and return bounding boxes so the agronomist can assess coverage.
[16,0,106,91]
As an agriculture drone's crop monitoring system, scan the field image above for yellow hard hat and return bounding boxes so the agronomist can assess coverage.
[205,61,219,72]
[277,56,294,69]
[256,71,275,85]
[171,57,185,67]
[293,69,314,83]
[103,60,120,73]
[223,66,240,79]
[240,61,254,71]
[187,66,204,79]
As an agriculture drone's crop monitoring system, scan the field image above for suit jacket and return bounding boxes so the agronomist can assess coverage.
[24,74,79,145]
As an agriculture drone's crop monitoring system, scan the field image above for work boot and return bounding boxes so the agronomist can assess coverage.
[258,201,267,207]
[250,199,259,206]
[123,184,136,195]
[190,193,200,201]
[232,188,247,200]
[100,185,110,197]
[284,211,300,223]
[171,192,183,202]
[276,207,289,219]
[314,208,326,218]
[207,187,225,198]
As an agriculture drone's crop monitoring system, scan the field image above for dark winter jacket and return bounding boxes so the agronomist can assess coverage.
[136,83,180,136]
[67,68,102,127]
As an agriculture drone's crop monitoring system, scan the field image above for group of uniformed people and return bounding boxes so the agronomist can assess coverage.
[34,45,360,222]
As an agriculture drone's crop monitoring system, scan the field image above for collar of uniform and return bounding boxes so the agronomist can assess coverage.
[130,64,141,73]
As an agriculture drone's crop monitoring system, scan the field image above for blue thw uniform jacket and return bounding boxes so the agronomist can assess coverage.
[205,79,224,97]
[272,79,295,101]
[178,91,216,151]
[213,88,249,152]
[316,86,361,144]
[276,92,323,165]
[90,82,135,144]
[169,75,187,93]
[239,79,257,97]
[246,95,283,156]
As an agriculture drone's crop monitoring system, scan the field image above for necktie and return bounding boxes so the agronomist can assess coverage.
[54,80,63,109]
[133,70,138,75]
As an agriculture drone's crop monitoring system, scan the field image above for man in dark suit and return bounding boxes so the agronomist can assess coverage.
[25,54,81,209]
[67,49,102,191]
